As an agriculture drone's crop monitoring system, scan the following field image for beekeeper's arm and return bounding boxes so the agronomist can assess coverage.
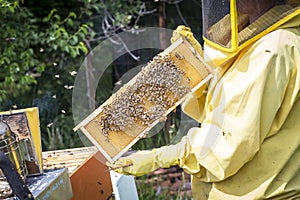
[107,28,293,181]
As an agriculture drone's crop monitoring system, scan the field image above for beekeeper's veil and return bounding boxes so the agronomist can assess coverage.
[202,0,300,53]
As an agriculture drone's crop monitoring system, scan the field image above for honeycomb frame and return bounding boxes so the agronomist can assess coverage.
[73,38,213,163]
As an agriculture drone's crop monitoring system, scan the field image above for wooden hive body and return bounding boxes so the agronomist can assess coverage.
[74,38,213,163]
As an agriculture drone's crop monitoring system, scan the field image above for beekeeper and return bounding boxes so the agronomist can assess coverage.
[107,0,300,199]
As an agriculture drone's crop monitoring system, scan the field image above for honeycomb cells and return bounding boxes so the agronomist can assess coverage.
[94,53,191,140]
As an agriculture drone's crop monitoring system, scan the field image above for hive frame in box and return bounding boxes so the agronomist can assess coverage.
[73,38,213,163]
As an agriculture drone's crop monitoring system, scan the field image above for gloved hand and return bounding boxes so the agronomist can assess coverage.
[171,25,203,57]
[106,128,203,176]
[106,144,184,176]
[106,150,156,176]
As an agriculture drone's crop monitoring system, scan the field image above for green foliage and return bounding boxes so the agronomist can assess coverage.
[80,0,144,39]
[40,9,89,57]
[135,173,192,200]
[0,1,88,150]
[0,2,89,105]
[104,0,142,28]
[0,0,149,151]
[0,0,18,14]
[135,175,169,200]
[1,1,202,198]
[0,0,202,152]
[42,114,82,150]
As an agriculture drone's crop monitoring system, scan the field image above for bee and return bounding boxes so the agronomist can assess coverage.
[104,137,110,143]
[95,52,193,140]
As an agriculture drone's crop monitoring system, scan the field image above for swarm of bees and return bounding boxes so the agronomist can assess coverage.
[94,53,191,141]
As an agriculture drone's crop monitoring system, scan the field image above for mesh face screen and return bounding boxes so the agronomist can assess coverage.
[202,0,300,50]
[202,0,231,47]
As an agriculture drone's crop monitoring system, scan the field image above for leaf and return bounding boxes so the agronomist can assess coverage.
[68,11,77,19]
[91,4,100,12]
[63,45,69,53]
[8,5,14,13]
[53,14,61,21]
[13,1,19,7]
[80,24,89,34]
[67,18,74,26]
[47,8,57,21]
[37,64,46,73]
[79,41,88,54]
[69,47,77,58]
[52,44,58,50]
[70,35,78,45]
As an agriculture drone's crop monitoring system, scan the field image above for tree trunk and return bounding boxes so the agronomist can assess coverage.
[85,54,96,111]
[158,1,174,140]
[158,1,167,49]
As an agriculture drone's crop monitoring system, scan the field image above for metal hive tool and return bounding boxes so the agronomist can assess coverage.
[74,38,213,163]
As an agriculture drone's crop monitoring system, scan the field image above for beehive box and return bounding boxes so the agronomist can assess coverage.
[73,38,213,163]
[42,147,113,200]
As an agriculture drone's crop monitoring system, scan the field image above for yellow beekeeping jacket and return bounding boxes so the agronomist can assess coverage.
[181,8,300,200]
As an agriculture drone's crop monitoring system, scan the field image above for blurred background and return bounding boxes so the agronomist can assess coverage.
[0,1,202,198]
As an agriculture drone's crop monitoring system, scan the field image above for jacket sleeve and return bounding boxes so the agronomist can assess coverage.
[171,28,298,182]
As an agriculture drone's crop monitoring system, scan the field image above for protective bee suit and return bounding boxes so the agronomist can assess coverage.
[107,0,300,199]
